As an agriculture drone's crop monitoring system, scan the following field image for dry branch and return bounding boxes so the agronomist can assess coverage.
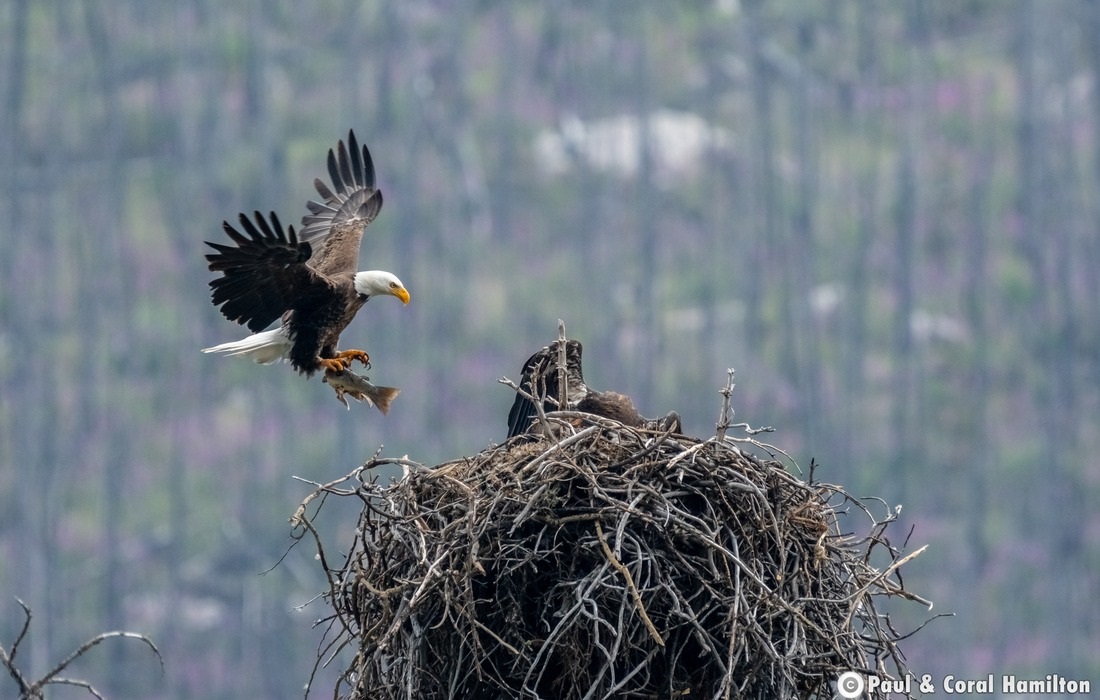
[1,599,161,700]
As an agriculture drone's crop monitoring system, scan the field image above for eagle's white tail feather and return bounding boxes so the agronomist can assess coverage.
[202,328,291,365]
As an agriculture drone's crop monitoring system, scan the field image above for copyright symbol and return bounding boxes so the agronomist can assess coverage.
[836,671,865,698]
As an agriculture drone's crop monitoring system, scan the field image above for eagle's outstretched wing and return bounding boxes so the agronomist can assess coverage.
[299,130,383,277]
[506,340,587,438]
[205,211,333,332]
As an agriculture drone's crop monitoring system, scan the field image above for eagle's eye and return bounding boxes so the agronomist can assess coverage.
[389,282,398,289]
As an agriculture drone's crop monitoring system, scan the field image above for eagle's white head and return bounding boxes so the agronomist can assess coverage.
[355,270,410,305]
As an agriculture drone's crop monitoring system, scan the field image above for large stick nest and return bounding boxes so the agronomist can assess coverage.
[294,412,931,699]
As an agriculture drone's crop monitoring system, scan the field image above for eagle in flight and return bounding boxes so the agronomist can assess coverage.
[506,339,682,438]
[203,131,410,396]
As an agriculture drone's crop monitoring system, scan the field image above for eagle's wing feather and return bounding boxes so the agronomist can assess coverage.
[506,346,553,439]
[506,340,587,438]
[206,210,334,333]
[300,130,382,278]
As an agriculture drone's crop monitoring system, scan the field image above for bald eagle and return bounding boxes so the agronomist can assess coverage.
[506,339,682,438]
[203,131,409,378]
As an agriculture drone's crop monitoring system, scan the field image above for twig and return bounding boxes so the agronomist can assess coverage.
[0,599,32,695]
[556,319,568,414]
[595,520,665,647]
[715,368,735,441]
[39,632,163,686]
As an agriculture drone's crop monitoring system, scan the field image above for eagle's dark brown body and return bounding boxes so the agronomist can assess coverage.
[285,274,368,375]
[576,391,648,427]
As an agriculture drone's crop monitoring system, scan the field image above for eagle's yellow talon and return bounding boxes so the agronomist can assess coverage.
[335,349,371,368]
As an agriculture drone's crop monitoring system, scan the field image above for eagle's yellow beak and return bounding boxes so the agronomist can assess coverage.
[393,286,411,305]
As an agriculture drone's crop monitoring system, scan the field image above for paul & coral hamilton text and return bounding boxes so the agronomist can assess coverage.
[863,672,1091,695]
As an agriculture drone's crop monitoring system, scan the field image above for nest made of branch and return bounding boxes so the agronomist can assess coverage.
[296,415,930,700]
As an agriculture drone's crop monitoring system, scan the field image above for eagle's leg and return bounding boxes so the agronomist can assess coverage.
[333,349,371,369]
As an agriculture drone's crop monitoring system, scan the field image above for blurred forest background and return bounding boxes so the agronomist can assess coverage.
[1,0,1098,697]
